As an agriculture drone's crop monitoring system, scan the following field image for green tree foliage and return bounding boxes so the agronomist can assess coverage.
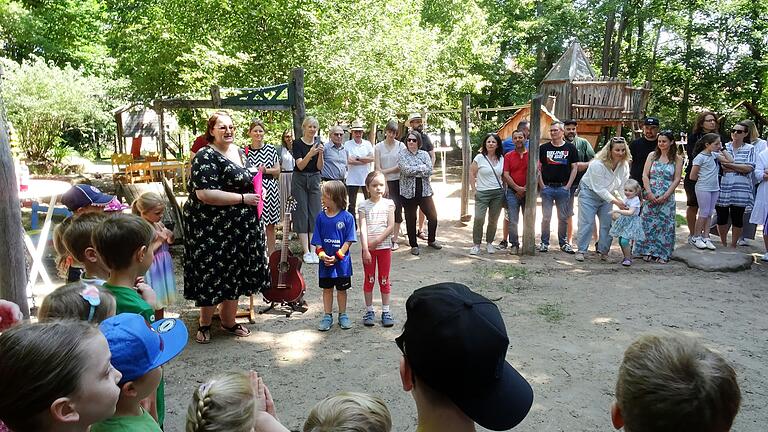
[1,56,111,170]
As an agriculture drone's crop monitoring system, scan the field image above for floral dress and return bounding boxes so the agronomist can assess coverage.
[183,146,270,307]
[633,160,676,260]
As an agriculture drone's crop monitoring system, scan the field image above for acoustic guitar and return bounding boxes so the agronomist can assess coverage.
[262,197,306,314]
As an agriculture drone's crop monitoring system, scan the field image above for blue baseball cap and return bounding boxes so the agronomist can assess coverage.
[61,184,116,212]
[100,313,188,384]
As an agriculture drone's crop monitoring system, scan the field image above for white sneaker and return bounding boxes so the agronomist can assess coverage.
[575,252,585,262]
[736,238,749,246]
[469,245,480,255]
[761,252,768,262]
[687,236,696,246]
[303,252,314,263]
[692,237,707,250]
[486,243,495,254]
[704,238,717,250]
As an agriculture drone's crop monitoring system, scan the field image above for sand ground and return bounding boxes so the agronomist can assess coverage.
[157,181,767,432]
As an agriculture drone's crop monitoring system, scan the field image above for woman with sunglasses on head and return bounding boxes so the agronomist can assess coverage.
[684,112,720,244]
[398,131,441,256]
[633,131,684,263]
[715,122,756,248]
[183,111,270,343]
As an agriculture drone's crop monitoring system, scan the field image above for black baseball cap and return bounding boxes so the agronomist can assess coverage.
[643,117,660,127]
[396,283,533,430]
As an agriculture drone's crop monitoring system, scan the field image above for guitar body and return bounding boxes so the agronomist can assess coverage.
[266,249,306,303]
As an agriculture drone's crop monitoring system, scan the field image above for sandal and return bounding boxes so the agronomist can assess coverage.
[221,323,251,337]
[196,325,212,344]
[417,230,428,240]
[654,257,668,264]
[643,255,652,262]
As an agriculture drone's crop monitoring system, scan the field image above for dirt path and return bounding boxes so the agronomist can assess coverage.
[163,183,768,431]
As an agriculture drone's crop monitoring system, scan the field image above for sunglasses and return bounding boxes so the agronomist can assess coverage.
[406,138,418,142]
[332,132,343,136]
[731,129,746,134]
[611,137,626,142]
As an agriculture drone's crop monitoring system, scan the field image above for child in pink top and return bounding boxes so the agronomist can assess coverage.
[358,171,396,327]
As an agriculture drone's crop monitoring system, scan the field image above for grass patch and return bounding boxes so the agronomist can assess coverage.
[536,302,567,323]
[675,214,686,228]
[476,265,531,293]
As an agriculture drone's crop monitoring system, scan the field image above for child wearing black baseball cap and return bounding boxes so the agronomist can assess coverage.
[91,313,188,432]
[395,282,533,431]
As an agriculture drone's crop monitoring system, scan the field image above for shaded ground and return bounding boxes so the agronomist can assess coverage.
[160,182,766,432]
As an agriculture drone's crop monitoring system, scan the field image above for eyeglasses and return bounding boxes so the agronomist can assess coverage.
[332,133,343,136]
[406,138,418,142]
[731,129,746,134]
[217,126,235,131]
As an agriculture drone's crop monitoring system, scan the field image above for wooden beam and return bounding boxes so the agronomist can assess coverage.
[291,68,306,142]
[522,94,542,255]
[460,94,471,222]
[0,65,29,317]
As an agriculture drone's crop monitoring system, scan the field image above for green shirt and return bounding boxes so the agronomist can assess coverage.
[101,283,164,426]
[90,408,162,432]
[103,283,155,323]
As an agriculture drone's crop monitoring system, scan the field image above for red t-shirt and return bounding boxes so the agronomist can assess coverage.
[503,150,529,187]
[191,135,208,153]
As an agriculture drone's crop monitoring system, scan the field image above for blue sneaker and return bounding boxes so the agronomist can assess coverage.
[318,314,333,331]
[363,310,375,327]
[338,313,352,329]
[381,311,395,327]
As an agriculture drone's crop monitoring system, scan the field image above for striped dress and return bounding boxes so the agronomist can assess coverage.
[245,143,281,225]
[717,142,755,210]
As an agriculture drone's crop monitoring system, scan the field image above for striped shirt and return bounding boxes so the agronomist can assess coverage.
[357,198,395,250]
[717,142,755,209]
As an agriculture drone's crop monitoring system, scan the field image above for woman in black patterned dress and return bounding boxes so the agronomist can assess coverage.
[183,111,270,344]
[245,119,281,256]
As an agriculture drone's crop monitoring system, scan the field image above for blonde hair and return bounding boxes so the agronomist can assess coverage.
[595,136,631,166]
[302,116,319,130]
[38,281,116,323]
[53,217,74,277]
[616,332,741,432]
[186,371,255,432]
[623,178,641,196]
[303,392,392,432]
[322,180,348,211]
[132,192,165,216]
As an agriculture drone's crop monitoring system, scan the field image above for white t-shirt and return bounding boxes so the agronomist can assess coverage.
[624,196,641,216]
[357,198,395,250]
[473,153,504,191]
[376,140,406,181]
[693,151,720,192]
[344,139,374,186]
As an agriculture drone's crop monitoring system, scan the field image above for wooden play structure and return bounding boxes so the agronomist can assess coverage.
[499,42,652,146]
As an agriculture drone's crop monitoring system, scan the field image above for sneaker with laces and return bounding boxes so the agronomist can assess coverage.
[338,313,352,329]
[381,311,395,327]
[469,245,480,255]
[736,238,749,246]
[318,314,333,331]
[303,252,314,263]
[704,238,717,250]
[497,240,508,249]
[575,252,585,262]
[687,236,696,246]
[410,247,420,256]
[391,242,400,251]
[486,243,496,254]
[560,244,575,254]
[362,310,375,327]
[428,241,443,250]
[692,237,707,249]
[509,245,519,255]
[538,243,549,252]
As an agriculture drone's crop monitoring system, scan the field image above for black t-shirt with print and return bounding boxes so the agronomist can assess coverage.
[539,141,578,185]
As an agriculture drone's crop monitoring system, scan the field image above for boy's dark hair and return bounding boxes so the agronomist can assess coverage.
[92,213,155,271]
[322,180,348,212]
[63,212,109,263]
[0,321,100,432]
[616,333,741,432]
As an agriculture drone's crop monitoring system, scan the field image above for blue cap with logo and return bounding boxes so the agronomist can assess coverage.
[99,313,188,384]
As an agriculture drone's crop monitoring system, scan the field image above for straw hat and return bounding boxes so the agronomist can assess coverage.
[350,119,365,131]
[408,113,422,123]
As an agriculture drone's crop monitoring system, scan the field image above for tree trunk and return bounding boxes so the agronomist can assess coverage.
[601,8,616,77]
[610,2,630,78]
[0,69,29,317]
[678,4,694,126]
[645,7,665,83]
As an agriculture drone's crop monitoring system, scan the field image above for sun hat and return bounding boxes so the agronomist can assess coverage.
[99,313,188,384]
[61,184,116,212]
[408,113,422,123]
[395,282,534,431]
[350,119,365,131]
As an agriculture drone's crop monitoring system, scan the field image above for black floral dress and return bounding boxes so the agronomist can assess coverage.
[183,146,270,306]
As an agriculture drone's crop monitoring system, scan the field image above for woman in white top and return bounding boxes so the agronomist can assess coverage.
[375,120,406,249]
[278,128,295,222]
[575,137,631,262]
[749,146,768,261]
[469,133,505,255]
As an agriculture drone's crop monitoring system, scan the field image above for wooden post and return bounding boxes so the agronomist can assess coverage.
[210,85,221,109]
[0,66,29,317]
[460,94,471,222]
[522,94,542,255]
[291,68,306,141]
[156,103,167,160]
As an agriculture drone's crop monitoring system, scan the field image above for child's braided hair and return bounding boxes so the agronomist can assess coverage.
[186,371,256,432]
